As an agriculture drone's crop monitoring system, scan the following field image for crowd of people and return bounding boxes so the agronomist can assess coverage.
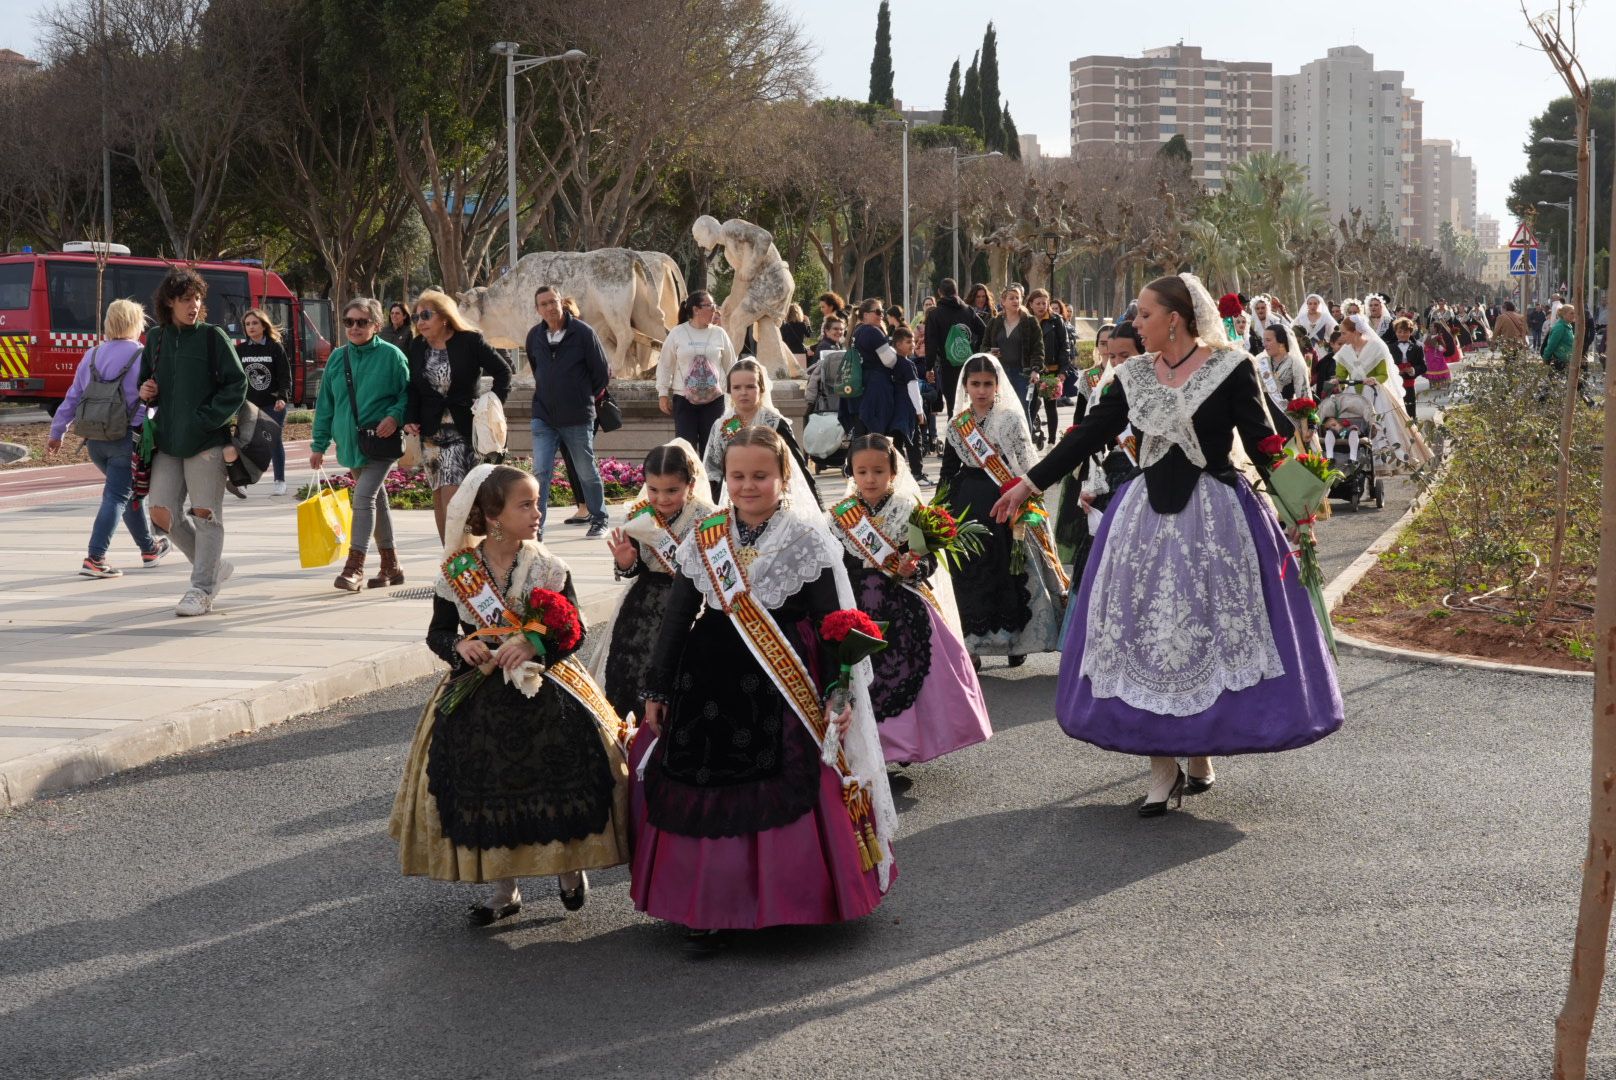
[47,258,1601,952]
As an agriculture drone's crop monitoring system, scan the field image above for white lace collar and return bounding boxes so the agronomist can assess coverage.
[434,539,570,623]
[621,497,713,547]
[675,506,839,611]
[1113,348,1248,469]
[829,493,918,566]
[947,407,1035,474]
[1336,338,1389,381]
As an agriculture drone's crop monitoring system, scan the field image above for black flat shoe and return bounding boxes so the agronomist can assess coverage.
[1139,767,1186,818]
[685,929,729,955]
[1185,774,1215,796]
[560,872,588,911]
[563,513,591,525]
[1007,654,1026,668]
[468,902,521,926]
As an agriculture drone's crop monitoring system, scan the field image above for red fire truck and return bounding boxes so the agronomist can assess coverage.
[0,244,334,413]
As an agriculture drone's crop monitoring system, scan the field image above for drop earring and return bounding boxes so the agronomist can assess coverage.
[1169,320,1178,343]
[489,520,504,542]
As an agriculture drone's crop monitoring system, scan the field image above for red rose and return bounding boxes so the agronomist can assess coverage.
[821,609,883,643]
[1286,397,1317,413]
[1258,434,1287,458]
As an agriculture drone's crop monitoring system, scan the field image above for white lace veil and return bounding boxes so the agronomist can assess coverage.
[704,361,779,478]
[442,462,499,558]
[633,438,706,507]
[951,352,1033,434]
[1180,272,1233,351]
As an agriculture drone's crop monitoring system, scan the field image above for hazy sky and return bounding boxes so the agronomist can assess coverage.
[5,0,1612,240]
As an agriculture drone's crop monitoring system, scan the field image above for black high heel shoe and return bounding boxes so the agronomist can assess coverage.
[1185,773,1215,796]
[1139,767,1186,818]
[560,872,589,911]
[469,901,521,927]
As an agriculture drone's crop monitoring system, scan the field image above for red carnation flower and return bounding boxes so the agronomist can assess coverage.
[1258,434,1287,458]
[528,588,583,651]
[1218,293,1244,318]
[1286,397,1317,413]
[821,609,883,643]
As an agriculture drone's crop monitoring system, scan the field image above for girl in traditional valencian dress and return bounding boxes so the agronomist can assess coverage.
[594,439,716,721]
[994,274,1343,818]
[390,464,630,924]
[830,433,992,765]
[632,426,896,949]
[939,354,1068,668]
[701,358,815,504]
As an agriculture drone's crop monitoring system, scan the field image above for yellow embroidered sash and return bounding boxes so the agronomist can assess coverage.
[693,510,883,871]
[441,548,629,747]
[950,415,1072,595]
[623,500,681,574]
[828,497,939,612]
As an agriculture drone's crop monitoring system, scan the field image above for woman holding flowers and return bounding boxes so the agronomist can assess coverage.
[595,439,716,720]
[633,426,896,949]
[832,433,992,765]
[940,354,1067,668]
[701,358,816,504]
[390,464,630,925]
[1334,314,1432,474]
[992,274,1342,817]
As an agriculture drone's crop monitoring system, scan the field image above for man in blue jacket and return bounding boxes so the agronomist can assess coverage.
[526,285,609,537]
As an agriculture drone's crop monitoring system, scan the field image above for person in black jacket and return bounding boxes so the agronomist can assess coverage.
[1029,288,1069,445]
[922,278,987,415]
[402,289,513,543]
[526,284,611,538]
[1382,317,1426,420]
[237,307,293,495]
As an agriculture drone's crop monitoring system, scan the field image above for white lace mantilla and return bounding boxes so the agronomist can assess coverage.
[831,493,917,566]
[947,408,1036,474]
[675,508,840,611]
[1113,349,1248,469]
[433,539,570,621]
[1080,475,1283,715]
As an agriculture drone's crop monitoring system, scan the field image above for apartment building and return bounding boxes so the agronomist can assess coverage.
[1421,139,1478,240]
[1274,47,1409,235]
[1069,44,1273,191]
[1475,213,1500,249]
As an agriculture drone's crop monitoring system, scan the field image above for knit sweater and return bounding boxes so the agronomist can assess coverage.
[311,337,411,468]
[138,322,247,458]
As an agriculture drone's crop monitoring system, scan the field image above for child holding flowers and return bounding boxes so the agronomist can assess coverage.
[830,434,992,765]
[939,354,1067,668]
[390,464,630,926]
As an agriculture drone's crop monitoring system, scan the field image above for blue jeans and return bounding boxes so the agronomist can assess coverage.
[262,407,286,482]
[531,418,605,524]
[87,434,156,561]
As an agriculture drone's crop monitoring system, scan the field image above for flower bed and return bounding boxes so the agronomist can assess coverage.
[296,457,645,510]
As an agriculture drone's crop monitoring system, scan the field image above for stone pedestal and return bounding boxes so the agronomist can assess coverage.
[503,379,809,459]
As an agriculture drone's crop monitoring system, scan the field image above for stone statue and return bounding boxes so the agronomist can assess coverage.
[692,215,797,378]
[457,248,682,379]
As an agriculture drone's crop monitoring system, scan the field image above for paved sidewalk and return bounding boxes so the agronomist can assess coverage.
[0,456,624,810]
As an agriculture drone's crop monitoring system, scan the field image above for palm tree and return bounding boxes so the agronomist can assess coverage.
[1222,153,1329,304]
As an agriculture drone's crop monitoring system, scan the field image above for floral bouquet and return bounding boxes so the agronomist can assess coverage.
[998,478,1051,575]
[439,585,584,714]
[819,610,888,718]
[1035,370,1065,402]
[1286,396,1319,429]
[1259,435,1340,656]
[908,492,989,572]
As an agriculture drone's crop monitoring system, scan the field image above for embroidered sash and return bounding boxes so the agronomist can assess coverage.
[693,511,883,871]
[828,497,939,611]
[624,500,681,574]
[441,549,630,747]
[951,415,1072,595]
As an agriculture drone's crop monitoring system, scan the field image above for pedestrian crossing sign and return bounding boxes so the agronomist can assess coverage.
[1509,247,1538,275]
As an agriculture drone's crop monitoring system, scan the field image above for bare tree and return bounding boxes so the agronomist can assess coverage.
[0,60,103,249]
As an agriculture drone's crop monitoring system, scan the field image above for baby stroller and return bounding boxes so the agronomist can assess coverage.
[1320,383,1384,512]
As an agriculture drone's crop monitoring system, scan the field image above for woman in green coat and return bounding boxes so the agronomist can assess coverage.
[1541,305,1577,372]
[310,297,411,591]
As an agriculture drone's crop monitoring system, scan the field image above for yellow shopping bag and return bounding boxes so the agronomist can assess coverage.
[297,470,353,568]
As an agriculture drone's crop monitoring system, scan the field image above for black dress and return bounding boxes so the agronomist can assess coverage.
[422,576,616,850]
[602,554,676,721]
[839,501,933,721]
[939,439,1032,640]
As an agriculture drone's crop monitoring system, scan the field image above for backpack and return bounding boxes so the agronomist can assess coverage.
[944,322,974,367]
[73,346,140,442]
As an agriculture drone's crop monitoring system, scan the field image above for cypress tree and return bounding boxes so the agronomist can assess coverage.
[1003,106,1021,160]
[979,23,1003,152]
[959,51,983,140]
[868,1,894,108]
[941,58,961,126]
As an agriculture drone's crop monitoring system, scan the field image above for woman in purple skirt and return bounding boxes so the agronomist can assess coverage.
[993,273,1343,817]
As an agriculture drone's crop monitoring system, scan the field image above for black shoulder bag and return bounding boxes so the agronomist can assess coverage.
[342,348,404,461]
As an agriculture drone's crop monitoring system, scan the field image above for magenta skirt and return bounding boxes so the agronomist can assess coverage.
[629,730,891,930]
[879,602,993,764]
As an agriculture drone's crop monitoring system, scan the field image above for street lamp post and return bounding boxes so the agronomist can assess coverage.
[490,43,586,276]
[938,148,1003,285]
[1540,133,1597,311]
[1042,231,1061,302]
[1538,199,1573,295]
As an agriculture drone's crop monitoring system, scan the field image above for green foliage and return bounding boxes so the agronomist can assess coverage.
[911,125,984,154]
[978,23,1003,153]
[285,409,316,425]
[791,245,828,310]
[1506,79,1614,278]
[959,52,982,138]
[868,1,895,108]
[1002,108,1021,161]
[941,59,961,126]
[1158,134,1192,168]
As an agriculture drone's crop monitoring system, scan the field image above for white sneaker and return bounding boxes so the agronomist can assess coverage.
[175,588,211,617]
[272,481,287,496]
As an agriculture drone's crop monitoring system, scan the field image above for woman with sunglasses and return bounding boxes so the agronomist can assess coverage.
[402,290,514,545]
[309,297,411,591]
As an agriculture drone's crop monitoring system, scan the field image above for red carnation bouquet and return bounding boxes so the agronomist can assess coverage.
[819,610,888,717]
[1286,397,1319,429]
[1258,439,1340,656]
[439,586,584,714]
[909,491,989,571]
